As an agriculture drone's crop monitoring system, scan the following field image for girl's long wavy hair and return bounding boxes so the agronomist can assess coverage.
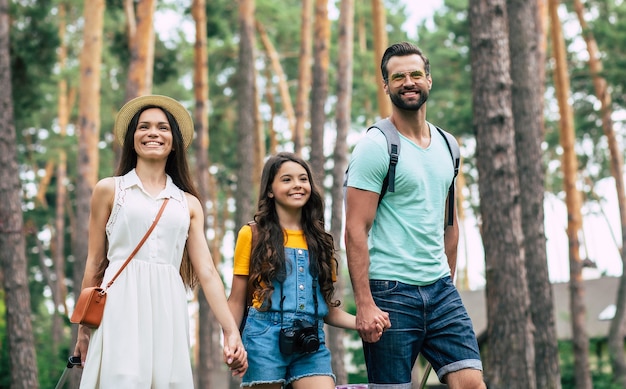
[248,152,339,310]
[94,105,199,289]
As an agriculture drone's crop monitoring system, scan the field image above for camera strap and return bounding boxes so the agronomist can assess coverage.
[278,275,319,330]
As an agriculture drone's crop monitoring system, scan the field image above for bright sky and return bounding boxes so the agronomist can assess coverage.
[399,0,444,36]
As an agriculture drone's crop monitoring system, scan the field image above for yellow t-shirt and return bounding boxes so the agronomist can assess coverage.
[233,225,336,308]
[233,225,308,276]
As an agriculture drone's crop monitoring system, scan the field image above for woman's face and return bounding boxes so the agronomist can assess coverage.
[133,108,173,160]
[269,161,311,212]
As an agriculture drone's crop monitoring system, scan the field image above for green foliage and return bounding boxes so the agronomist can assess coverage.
[9,0,60,132]
[559,338,622,388]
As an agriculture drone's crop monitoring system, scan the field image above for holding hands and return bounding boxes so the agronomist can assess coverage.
[223,330,248,377]
[356,303,391,343]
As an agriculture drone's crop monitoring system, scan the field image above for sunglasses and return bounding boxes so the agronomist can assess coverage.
[387,70,428,84]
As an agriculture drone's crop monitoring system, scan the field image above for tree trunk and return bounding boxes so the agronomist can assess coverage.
[234,0,256,269]
[124,0,155,100]
[572,0,626,384]
[548,1,591,388]
[71,1,105,386]
[328,0,354,384]
[0,2,40,386]
[371,0,390,118]
[507,0,561,388]
[309,0,330,186]
[468,1,536,388]
[191,1,223,386]
[294,0,313,156]
[232,4,257,385]
[256,21,296,137]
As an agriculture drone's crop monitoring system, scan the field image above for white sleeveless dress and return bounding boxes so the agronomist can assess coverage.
[80,169,194,389]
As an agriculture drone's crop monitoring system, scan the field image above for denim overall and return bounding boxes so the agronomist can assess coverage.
[240,247,335,386]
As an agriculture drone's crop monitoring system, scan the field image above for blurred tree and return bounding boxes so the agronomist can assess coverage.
[309,0,330,185]
[371,0,390,118]
[328,1,355,384]
[294,0,313,155]
[469,0,535,388]
[71,0,106,383]
[548,0,591,387]
[0,0,40,387]
[508,0,561,387]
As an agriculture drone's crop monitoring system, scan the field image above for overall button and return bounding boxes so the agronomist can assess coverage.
[299,304,305,310]
[299,266,304,272]
[298,249,303,255]
[299,284,304,290]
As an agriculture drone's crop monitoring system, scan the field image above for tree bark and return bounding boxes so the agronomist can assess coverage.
[328,0,355,384]
[371,0,390,118]
[309,0,330,186]
[256,21,296,138]
[294,0,313,156]
[548,0,591,388]
[468,1,535,388]
[72,1,105,385]
[234,0,256,253]
[191,0,223,386]
[507,0,561,388]
[124,0,156,100]
[0,2,40,386]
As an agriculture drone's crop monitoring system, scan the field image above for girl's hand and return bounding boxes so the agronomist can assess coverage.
[223,331,248,377]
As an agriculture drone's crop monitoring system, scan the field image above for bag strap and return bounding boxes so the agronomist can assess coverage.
[435,126,460,226]
[104,198,170,290]
[367,118,401,200]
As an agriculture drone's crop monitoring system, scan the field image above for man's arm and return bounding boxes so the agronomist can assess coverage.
[345,187,391,343]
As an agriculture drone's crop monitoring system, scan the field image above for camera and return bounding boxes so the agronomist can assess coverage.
[279,319,320,355]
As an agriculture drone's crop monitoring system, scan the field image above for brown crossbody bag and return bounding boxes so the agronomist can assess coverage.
[70,198,170,328]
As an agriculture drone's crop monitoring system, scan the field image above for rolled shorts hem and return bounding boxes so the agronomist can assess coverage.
[436,359,483,382]
[286,372,335,385]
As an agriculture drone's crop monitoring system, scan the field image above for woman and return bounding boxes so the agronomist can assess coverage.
[73,95,247,388]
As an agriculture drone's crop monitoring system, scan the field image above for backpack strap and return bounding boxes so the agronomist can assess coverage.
[435,126,460,226]
[367,118,401,202]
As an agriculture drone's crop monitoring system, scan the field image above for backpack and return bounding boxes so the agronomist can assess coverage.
[344,118,460,226]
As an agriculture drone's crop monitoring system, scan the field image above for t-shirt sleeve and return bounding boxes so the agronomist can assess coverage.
[346,130,390,193]
[233,224,253,276]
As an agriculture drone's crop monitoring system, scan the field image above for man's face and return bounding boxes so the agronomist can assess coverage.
[384,54,432,111]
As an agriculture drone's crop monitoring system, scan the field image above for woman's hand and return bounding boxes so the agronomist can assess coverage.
[73,325,91,367]
[223,330,248,377]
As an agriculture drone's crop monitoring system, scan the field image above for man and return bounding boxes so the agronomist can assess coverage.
[345,42,485,389]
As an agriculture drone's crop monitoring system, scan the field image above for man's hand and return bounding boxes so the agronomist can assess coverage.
[356,303,391,343]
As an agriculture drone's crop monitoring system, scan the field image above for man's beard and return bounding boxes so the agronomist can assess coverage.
[389,88,429,111]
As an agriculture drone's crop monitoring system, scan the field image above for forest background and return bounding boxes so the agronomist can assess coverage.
[1,0,626,388]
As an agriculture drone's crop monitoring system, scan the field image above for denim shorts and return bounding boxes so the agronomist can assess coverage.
[240,309,335,387]
[363,276,482,387]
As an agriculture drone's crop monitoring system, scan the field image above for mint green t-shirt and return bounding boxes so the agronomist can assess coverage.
[346,122,454,286]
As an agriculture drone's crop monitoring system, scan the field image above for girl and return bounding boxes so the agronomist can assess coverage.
[228,152,385,388]
[73,95,247,388]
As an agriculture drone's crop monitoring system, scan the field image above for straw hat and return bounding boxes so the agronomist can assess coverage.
[114,95,194,149]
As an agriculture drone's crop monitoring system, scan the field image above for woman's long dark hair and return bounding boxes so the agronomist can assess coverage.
[95,105,199,288]
[248,152,339,310]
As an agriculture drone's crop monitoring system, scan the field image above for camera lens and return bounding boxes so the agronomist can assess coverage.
[299,334,320,353]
